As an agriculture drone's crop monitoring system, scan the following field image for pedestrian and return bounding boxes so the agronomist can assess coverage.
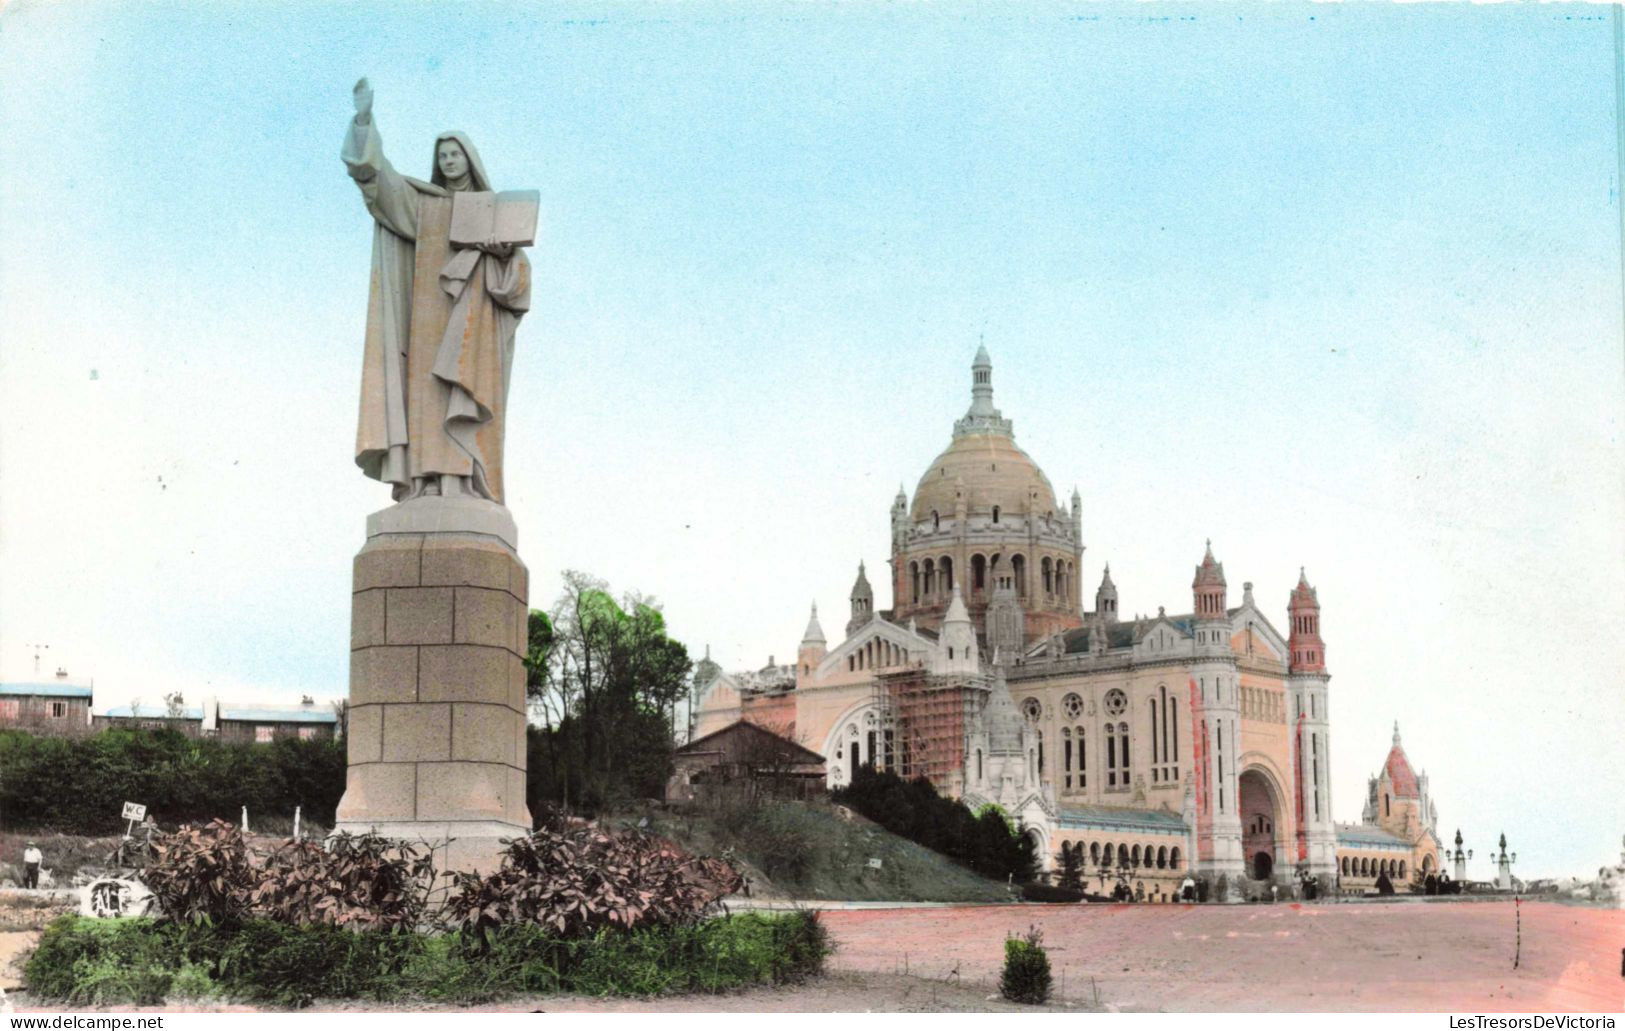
[1270,883,1279,903]
[21,841,41,889]
[1180,875,1196,902]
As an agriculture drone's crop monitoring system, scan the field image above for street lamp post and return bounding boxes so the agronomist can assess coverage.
[1448,828,1473,884]
[1492,832,1517,891]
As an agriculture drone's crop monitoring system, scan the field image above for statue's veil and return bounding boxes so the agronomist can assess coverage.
[430,131,493,192]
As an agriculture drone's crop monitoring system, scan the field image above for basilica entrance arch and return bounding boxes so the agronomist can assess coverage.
[821,702,891,790]
[1238,766,1285,882]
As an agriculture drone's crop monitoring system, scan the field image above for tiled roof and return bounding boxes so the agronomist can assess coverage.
[0,682,93,699]
[1383,743,1420,798]
[1062,616,1194,655]
[1056,804,1188,834]
[1336,823,1409,849]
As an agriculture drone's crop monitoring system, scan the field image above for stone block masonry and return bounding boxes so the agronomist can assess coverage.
[335,525,531,874]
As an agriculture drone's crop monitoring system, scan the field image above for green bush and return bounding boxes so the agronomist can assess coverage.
[833,765,1035,881]
[0,729,345,835]
[26,910,831,1007]
[999,926,1052,1005]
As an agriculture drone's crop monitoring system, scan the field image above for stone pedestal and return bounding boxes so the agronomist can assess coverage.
[334,498,531,874]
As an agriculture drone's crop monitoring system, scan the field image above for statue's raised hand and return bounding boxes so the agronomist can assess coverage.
[353,77,374,123]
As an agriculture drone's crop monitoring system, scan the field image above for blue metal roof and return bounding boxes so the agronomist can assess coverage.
[0,682,92,699]
[103,705,203,719]
[1056,804,1188,835]
[1336,824,1409,849]
[218,708,336,724]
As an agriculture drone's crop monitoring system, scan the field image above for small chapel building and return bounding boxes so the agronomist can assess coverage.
[694,349,1440,896]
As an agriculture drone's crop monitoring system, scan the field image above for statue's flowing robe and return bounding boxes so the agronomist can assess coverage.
[343,119,531,502]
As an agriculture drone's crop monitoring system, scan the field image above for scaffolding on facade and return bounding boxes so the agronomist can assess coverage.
[871,670,984,791]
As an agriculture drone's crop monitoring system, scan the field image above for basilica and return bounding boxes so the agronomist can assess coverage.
[694,349,1441,898]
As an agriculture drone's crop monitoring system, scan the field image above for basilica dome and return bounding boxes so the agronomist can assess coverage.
[910,432,1059,524]
[909,346,1059,524]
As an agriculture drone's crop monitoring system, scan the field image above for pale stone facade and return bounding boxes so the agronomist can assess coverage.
[695,350,1442,896]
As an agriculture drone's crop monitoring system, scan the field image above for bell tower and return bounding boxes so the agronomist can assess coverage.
[1287,568,1336,878]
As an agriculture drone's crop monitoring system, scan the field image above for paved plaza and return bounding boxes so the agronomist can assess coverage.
[820,899,1624,1012]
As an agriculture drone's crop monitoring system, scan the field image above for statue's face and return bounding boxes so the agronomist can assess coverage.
[437,140,470,182]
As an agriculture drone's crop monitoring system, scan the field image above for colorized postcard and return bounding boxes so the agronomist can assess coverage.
[0,0,1621,1019]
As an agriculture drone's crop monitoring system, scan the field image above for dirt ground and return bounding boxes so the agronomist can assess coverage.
[820,898,1625,1012]
[8,898,1622,1012]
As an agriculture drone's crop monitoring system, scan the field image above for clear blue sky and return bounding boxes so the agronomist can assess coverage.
[2,1,1621,879]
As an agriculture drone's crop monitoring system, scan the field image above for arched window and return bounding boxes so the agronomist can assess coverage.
[1062,727,1073,790]
[992,505,1001,524]
[1012,554,1027,598]
[1118,843,1130,868]
[1101,842,1113,867]
[932,510,940,531]
[1042,557,1053,596]
[1131,844,1141,867]
[1170,846,1182,869]
[1075,726,1086,788]
[910,561,920,604]
[923,558,935,599]
[940,556,954,598]
[972,553,987,593]
[1399,861,1406,879]
[1149,696,1159,780]
[1384,794,1390,817]
[1157,846,1168,869]
[976,749,983,781]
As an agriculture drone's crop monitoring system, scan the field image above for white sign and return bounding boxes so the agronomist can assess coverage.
[867,857,883,870]
[121,802,147,822]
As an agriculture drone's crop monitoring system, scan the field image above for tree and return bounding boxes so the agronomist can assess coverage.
[1058,842,1084,891]
[163,692,186,719]
[526,571,693,814]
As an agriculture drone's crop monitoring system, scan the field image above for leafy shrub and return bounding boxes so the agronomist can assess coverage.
[250,834,437,930]
[833,765,1035,882]
[141,820,436,930]
[1000,926,1052,1005]
[27,911,829,1006]
[444,825,741,945]
[141,819,256,925]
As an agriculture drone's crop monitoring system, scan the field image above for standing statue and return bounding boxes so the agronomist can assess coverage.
[343,77,533,504]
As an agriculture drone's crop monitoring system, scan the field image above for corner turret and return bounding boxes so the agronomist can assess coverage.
[847,562,874,637]
[1287,567,1326,673]
[933,584,980,675]
[797,603,827,682]
[1094,563,1119,623]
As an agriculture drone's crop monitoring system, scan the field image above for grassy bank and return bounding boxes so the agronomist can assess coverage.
[630,800,1015,903]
